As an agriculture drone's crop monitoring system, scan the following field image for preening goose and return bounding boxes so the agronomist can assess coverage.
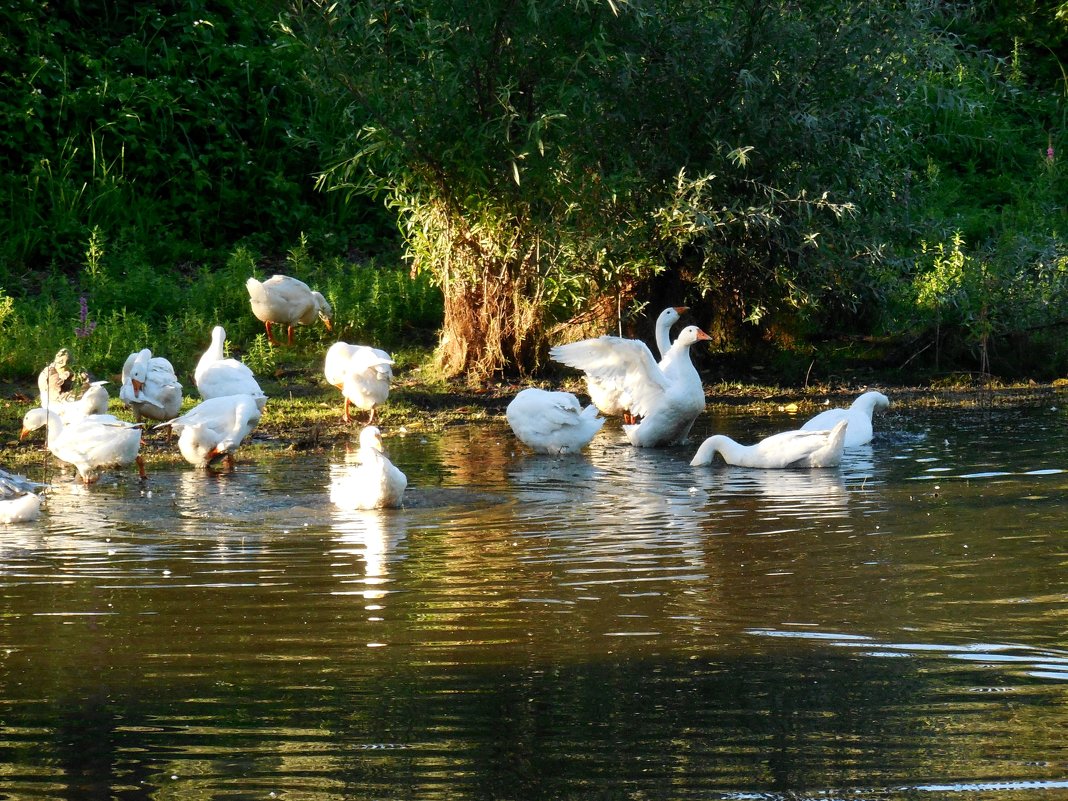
[505,388,605,454]
[690,419,849,469]
[323,342,393,423]
[246,274,333,346]
[120,348,183,423]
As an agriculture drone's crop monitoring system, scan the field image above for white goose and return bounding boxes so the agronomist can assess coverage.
[690,419,849,469]
[324,342,393,423]
[550,325,711,448]
[574,306,687,421]
[158,394,263,468]
[119,348,183,423]
[801,391,890,447]
[20,408,144,484]
[195,326,267,411]
[505,387,605,454]
[330,426,407,510]
[0,469,47,523]
[246,274,333,346]
[41,380,111,425]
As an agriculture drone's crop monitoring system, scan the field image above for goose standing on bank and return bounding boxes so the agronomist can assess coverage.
[158,393,263,468]
[330,426,407,510]
[801,391,889,447]
[120,348,183,423]
[505,388,605,454]
[324,342,393,423]
[195,326,267,411]
[550,325,711,448]
[20,408,145,484]
[246,274,333,346]
[690,419,849,469]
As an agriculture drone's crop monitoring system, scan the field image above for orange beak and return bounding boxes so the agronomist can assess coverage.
[674,306,689,314]
[695,328,712,341]
[132,378,144,397]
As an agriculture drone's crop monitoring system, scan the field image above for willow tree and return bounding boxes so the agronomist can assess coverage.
[285,0,927,380]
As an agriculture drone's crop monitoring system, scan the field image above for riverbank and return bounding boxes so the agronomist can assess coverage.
[3,361,1065,472]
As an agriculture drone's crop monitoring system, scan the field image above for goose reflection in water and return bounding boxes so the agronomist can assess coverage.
[329,509,408,603]
[507,437,709,594]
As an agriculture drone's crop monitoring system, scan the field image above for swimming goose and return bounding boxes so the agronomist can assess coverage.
[195,326,267,411]
[120,348,183,423]
[20,408,145,484]
[330,426,407,510]
[800,391,889,447]
[550,325,711,447]
[505,387,605,454]
[690,419,849,469]
[246,274,333,346]
[0,468,47,523]
[324,342,393,423]
[158,394,263,468]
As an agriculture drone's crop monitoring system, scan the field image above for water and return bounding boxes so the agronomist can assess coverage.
[2,394,1067,799]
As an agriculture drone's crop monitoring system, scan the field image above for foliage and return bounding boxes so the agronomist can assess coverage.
[286,0,1004,379]
[0,0,393,280]
[0,231,442,385]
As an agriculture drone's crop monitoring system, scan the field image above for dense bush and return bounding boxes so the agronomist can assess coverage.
[0,0,1063,385]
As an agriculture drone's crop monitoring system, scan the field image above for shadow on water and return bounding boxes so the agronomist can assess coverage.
[2,401,1068,798]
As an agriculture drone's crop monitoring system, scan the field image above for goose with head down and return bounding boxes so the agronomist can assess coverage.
[550,324,711,448]
[246,274,333,346]
[801,390,890,447]
[690,419,849,469]
[158,394,263,469]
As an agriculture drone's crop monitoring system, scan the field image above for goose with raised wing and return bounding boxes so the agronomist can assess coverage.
[506,387,605,454]
[330,426,407,510]
[801,390,889,447]
[574,306,688,422]
[690,419,849,469]
[324,341,393,423]
[20,408,145,484]
[246,274,333,346]
[120,348,183,423]
[195,326,267,411]
[550,324,711,448]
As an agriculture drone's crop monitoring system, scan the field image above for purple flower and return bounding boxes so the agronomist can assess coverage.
[75,295,97,338]
[1048,145,1055,162]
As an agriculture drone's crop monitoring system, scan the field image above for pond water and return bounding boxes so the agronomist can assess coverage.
[2,393,1067,800]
